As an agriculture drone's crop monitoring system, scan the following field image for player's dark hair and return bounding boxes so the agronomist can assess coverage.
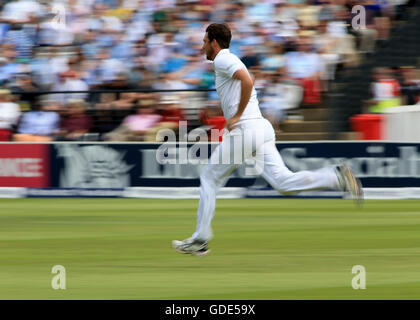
[205,23,231,49]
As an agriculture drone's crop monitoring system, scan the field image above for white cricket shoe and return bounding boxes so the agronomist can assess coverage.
[172,238,210,256]
[336,163,364,207]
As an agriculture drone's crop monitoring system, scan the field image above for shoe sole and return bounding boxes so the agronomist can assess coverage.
[192,249,211,257]
[172,242,211,256]
[355,177,364,207]
[173,247,211,256]
[343,164,364,207]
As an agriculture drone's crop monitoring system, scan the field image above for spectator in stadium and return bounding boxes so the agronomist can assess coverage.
[1,0,43,24]
[95,47,128,85]
[0,89,21,141]
[273,1,300,40]
[95,69,160,114]
[260,42,285,72]
[29,47,66,90]
[314,20,342,90]
[368,67,401,113]
[145,95,186,141]
[163,49,206,90]
[260,69,303,129]
[400,67,420,105]
[240,45,260,70]
[146,32,179,72]
[104,103,162,141]
[0,44,21,86]
[95,72,139,110]
[51,70,89,106]
[13,99,60,141]
[348,0,380,53]
[58,99,93,141]
[252,67,270,91]
[152,73,189,104]
[367,0,393,44]
[8,73,40,110]
[284,36,323,107]
[325,7,360,67]
[0,0,408,142]
[2,22,35,61]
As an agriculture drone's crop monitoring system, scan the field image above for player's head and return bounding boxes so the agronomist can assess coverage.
[202,23,231,61]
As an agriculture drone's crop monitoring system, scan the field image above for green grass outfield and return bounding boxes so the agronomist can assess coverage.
[0,198,420,299]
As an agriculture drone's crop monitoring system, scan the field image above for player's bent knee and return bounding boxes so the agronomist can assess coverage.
[270,174,301,195]
[200,168,215,185]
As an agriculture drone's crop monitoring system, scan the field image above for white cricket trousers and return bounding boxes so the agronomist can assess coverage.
[192,118,340,242]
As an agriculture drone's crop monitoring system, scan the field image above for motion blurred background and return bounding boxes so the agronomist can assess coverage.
[0,0,418,143]
[1,0,420,301]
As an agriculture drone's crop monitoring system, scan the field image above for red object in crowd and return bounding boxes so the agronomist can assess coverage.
[0,129,12,141]
[199,109,226,142]
[204,116,225,142]
[161,108,185,124]
[299,78,321,105]
[61,114,92,132]
[350,114,383,140]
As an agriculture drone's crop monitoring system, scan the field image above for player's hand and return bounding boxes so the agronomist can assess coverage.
[226,115,241,132]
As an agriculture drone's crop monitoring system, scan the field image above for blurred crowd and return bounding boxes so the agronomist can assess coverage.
[0,0,417,142]
[366,66,420,113]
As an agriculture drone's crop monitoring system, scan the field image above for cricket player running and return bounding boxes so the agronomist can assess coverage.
[172,23,363,256]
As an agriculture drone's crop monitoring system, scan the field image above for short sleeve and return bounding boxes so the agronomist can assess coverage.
[215,54,244,78]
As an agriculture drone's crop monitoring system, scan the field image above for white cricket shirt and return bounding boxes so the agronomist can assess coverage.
[213,49,262,121]
[0,102,21,130]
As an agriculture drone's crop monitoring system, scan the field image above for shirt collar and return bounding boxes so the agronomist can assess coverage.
[214,48,229,60]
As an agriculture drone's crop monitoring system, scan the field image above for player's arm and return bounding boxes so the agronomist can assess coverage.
[226,69,253,130]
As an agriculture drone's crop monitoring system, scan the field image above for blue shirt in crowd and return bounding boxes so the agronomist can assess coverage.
[18,111,60,136]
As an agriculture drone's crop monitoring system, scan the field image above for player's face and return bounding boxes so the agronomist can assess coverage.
[202,33,214,61]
